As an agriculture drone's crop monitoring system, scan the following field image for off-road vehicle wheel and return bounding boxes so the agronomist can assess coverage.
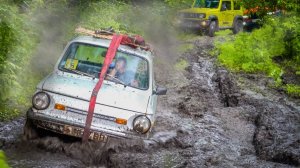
[23,118,39,141]
[208,21,217,37]
[233,19,243,34]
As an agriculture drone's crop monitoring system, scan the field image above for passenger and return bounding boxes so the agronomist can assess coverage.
[108,57,139,87]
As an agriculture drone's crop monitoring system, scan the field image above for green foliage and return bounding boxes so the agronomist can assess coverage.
[286,84,300,98]
[164,0,194,9]
[78,1,176,36]
[79,1,131,33]
[215,29,232,36]
[0,1,38,120]
[215,14,300,92]
[0,151,10,168]
[0,0,82,120]
[177,32,198,41]
[282,14,300,67]
[241,0,300,16]
[216,17,285,84]
[175,58,189,70]
[178,43,193,53]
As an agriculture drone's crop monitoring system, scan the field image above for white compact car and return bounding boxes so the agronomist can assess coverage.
[24,36,167,142]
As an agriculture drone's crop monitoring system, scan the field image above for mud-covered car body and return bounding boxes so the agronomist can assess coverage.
[26,36,166,141]
[176,0,244,36]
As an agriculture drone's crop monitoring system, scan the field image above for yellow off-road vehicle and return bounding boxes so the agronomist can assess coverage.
[177,0,244,37]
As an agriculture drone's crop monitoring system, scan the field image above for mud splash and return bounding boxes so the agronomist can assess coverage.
[25,130,184,167]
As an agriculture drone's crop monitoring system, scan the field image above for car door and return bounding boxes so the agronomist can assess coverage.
[219,0,232,27]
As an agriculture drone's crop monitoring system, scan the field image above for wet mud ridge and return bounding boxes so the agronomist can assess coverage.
[108,37,300,167]
[0,36,299,167]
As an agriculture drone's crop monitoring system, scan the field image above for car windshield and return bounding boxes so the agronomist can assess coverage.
[58,42,149,90]
[194,0,220,8]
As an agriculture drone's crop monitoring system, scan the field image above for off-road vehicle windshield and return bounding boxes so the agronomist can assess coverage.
[194,0,220,8]
[58,42,149,90]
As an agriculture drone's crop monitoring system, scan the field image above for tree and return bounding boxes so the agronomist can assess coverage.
[241,0,300,16]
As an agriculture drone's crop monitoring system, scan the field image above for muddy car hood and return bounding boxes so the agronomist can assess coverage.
[42,72,150,113]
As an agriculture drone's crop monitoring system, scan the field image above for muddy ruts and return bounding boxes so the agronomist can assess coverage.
[253,101,300,166]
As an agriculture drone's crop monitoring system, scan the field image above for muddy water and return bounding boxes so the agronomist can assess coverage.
[1,36,299,167]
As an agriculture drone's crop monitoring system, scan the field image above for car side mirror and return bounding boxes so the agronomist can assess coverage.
[154,86,167,95]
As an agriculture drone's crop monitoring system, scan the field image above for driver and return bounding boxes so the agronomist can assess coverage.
[108,57,139,87]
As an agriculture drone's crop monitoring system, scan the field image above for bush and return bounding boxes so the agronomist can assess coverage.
[78,1,177,36]
[215,13,300,93]
[0,151,9,168]
[215,17,285,84]
[286,84,300,98]
[282,14,300,72]
[0,0,83,120]
[0,1,38,120]
[79,1,131,33]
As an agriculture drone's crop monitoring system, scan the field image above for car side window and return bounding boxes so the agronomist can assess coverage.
[233,1,241,10]
[221,1,232,11]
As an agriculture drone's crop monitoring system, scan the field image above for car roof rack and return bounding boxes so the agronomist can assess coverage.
[75,27,150,51]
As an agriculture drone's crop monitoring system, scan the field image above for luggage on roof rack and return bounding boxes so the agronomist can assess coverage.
[75,27,150,51]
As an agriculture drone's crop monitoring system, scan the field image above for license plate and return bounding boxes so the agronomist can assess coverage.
[63,125,108,142]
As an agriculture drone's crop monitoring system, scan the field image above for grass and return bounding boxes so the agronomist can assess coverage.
[214,15,300,96]
[178,43,194,53]
[0,151,9,168]
[176,32,199,41]
[215,23,285,85]
[175,58,189,71]
[215,29,232,36]
[286,84,300,98]
[163,154,176,168]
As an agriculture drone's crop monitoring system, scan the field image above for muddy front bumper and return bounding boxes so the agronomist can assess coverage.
[27,108,145,142]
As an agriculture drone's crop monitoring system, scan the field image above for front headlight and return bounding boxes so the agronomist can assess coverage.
[32,92,50,110]
[133,116,151,134]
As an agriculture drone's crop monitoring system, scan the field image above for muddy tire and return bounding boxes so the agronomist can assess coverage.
[23,118,39,141]
[207,21,217,37]
[233,19,243,34]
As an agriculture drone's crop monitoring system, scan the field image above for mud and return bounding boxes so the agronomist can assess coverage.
[253,101,300,165]
[1,35,299,167]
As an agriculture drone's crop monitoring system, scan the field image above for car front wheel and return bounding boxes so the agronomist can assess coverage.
[233,19,243,34]
[208,21,217,37]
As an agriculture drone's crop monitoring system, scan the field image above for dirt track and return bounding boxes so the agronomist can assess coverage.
[0,35,299,168]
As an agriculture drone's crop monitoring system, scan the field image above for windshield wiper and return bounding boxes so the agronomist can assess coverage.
[106,74,128,87]
[63,68,96,78]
